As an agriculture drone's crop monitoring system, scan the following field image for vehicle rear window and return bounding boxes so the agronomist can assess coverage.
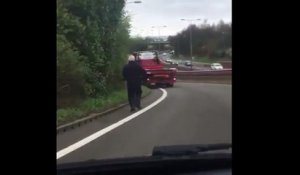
[139,52,156,59]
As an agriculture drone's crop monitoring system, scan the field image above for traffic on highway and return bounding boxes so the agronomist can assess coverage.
[57,0,232,174]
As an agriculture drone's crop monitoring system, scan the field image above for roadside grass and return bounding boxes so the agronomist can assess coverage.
[194,56,212,63]
[57,86,151,126]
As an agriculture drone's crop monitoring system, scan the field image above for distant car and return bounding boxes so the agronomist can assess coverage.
[166,60,177,65]
[210,63,223,70]
[166,59,172,63]
[185,61,192,66]
[171,60,178,66]
[179,60,185,64]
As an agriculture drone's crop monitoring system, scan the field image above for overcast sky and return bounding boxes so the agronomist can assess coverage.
[124,0,231,37]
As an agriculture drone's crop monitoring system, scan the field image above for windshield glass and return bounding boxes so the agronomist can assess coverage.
[57,0,232,167]
[212,63,221,66]
[139,52,156,59]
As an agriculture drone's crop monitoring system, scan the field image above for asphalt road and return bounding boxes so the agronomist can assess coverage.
[57,82,231,164]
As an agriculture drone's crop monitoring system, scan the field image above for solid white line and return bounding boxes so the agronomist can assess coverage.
[57,88,167,159]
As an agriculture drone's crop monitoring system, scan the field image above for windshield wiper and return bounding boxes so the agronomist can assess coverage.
[57,144,231,175]
[152,143,231,156]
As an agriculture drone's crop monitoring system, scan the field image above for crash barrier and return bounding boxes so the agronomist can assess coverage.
[163,63,231,71]
[176,69,232,80]
[177,69,232,75]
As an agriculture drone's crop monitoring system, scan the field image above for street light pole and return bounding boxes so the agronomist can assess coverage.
[181,18,201,70]
[189,25,192,66]
[125,0,142,37]
[222,31,225,50]
[158,27,161,51]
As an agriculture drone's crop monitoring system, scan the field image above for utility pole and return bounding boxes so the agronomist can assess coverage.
[181,18,201,70]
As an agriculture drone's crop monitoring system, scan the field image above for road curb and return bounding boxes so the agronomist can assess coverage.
[57,89,152,135]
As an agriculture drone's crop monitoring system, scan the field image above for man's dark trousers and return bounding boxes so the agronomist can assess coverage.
[127,85,142,110]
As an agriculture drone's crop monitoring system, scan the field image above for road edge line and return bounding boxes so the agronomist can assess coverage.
[57,88,167,159]
[57,87,152,134]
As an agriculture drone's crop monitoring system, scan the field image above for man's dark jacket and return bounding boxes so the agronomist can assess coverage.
[122,61,147,87]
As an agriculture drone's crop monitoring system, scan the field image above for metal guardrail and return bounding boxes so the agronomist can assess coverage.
[176,69,232,81]
[57,103,128,134]
[177,69,232,76]
[156,58,231,79]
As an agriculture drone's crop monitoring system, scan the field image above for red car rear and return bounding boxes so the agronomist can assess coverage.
[135,51,176,87]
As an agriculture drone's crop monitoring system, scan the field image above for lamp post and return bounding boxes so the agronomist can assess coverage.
[181,18,201,70]
[125,1,142,37]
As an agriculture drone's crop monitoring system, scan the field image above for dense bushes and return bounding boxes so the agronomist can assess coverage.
[57,0,129,108]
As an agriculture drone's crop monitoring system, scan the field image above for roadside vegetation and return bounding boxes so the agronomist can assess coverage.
[57,86,150,126]
[57,0,152,126]
[127,21,232,61]
[168,21,232,59]
[193,56,231,63]
[57,0,231,126]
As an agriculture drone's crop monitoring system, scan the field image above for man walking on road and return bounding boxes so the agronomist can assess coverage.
[122,54,147,112]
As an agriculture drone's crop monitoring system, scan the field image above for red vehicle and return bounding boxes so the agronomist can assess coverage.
[134,51,176,87]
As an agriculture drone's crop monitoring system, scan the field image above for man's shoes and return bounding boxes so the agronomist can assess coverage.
[137,106,142,110]
[130,108,136,112]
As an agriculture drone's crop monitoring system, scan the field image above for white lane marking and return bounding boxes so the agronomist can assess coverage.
[57,88,167,159]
